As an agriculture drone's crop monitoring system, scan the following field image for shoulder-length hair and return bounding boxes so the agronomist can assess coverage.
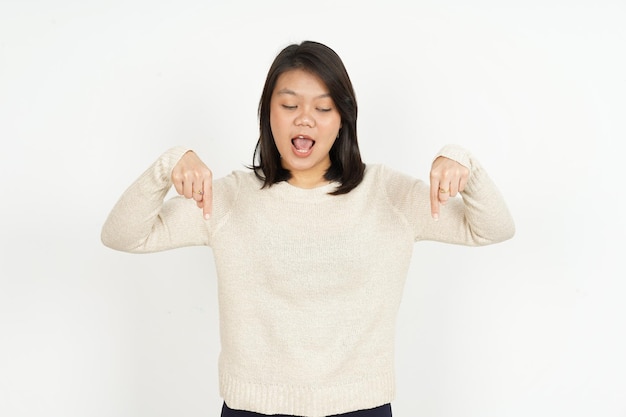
[251,41,365,195]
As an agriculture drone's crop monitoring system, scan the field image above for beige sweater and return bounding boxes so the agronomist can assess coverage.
[101,145,514,417]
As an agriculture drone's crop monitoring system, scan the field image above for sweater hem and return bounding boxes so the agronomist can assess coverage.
[219,371,396,417]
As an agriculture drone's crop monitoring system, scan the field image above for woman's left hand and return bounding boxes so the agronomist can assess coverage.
[429,156,470,220]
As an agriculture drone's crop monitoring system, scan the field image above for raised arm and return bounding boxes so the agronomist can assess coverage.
[384,145,515,246]
[422,145,515,245]
[101,147,213,253]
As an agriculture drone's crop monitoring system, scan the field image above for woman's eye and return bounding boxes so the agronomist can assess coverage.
[317,108,332,112]
[282,104,297,110]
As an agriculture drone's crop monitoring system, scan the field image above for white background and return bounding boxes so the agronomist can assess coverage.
[1,1,625,416]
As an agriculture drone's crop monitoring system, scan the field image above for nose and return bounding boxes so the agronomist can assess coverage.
[294,107,315,128]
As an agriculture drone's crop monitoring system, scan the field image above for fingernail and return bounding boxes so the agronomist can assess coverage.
[204,213,210,220]
[432,213,439,221]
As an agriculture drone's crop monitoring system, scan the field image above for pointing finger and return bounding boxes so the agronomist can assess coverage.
[430,180,441,221]
[202,175,213,220]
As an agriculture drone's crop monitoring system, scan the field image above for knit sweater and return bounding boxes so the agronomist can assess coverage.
[101,145,514,417]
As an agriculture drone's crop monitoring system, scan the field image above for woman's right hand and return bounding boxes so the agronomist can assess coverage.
[171,150,213,219]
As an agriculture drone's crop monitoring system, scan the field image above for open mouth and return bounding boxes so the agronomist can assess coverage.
[291,135,315,153]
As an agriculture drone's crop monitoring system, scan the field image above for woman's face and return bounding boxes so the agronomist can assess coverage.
[270,68,341,187]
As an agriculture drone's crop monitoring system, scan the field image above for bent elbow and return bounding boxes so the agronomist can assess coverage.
[100,222,139,253]
[101,225,124,251]
[482,217,516,246]
[503,220,516,241]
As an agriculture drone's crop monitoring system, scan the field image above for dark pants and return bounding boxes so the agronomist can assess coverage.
[221,402,392,417]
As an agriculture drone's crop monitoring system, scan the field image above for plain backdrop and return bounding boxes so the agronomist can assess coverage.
[1,1,625,416]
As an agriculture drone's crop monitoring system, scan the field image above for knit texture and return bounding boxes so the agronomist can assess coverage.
[102,145,514,417]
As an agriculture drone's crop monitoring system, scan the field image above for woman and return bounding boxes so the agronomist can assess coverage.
[102,41,515,417]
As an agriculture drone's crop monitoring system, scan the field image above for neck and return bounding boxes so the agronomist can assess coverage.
[288,170,330,189]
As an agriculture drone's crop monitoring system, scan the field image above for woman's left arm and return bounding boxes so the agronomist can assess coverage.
[416,145,515,245]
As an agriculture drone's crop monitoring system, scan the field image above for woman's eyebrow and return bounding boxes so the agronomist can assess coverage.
[276,88,331,99]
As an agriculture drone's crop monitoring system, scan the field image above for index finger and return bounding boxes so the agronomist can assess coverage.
[430,180,440,221]
[202,179,213,220]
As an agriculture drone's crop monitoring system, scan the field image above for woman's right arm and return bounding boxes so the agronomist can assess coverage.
[101,147,213,253]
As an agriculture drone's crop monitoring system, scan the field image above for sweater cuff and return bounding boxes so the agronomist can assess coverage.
[151,146,193,184]
[435,144,489,193]
[434,144,471,170]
